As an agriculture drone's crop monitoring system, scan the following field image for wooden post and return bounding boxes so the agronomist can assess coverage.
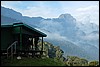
[35,37,39,51]
[41,37,43,55]
[32,38,33,50]
[20,27,22,55]
[32,38,33,57]
[15,43,16,54]
[11,46,13,59]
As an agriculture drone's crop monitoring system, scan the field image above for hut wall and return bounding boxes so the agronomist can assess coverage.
[1,28,14,50]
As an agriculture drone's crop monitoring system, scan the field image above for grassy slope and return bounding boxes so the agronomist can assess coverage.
[1,57,65,66]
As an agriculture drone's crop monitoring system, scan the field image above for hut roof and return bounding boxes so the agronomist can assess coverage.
[1,22,47,37]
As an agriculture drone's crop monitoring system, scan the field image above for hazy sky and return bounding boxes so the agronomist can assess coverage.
[1,1,99,25]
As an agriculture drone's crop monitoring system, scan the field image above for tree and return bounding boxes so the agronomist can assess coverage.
[66,56,89,66]
[89,60,99,66]
[80,58,88,66]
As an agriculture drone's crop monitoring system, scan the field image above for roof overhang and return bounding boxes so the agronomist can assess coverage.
[1,22,47,37]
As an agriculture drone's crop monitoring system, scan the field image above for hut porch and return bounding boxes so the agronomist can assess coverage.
[1,22,47,58]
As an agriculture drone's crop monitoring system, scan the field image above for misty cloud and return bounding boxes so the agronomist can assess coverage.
[81,34,99,41]
[40,20,63,34]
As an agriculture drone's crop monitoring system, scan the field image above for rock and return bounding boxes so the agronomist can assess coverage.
[17,56,21,60]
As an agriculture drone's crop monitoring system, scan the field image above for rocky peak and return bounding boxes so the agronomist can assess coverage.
[58,13,75,20]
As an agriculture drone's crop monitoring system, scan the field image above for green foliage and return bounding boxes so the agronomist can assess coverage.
[38,41,64,59]
[65,55,99,66]
[54,57,65,66]
[38,41,99,66]
[89,60,99,66]
[67,55,80,61]
[66,56,89,66]
[1,57,65,66]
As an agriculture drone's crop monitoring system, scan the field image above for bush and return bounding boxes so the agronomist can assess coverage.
[89,60,99,66]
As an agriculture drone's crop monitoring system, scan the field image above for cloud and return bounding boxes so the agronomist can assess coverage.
[35,27,68,41]
[46,33,67,41]
[1,1,23,12]
[81,33,99,41]
[57,1,99,25]
[39,20,63,34]
[1,1,65,18]
[21,6,50,18]
[74,5,99,25]
[80,33,99,48]
[19,6,63,18]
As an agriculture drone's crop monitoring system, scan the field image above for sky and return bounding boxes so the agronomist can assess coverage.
[1,1,99,25]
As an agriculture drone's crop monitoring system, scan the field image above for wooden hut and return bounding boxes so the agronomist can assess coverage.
[1,22,47,58]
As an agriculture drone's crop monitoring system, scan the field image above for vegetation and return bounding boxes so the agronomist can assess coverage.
[65,56,99,66]
[65,56,88,66]
[1,57,65,66]
[88,60,99,66]
[1,41,99,66]
[39,41,99,66]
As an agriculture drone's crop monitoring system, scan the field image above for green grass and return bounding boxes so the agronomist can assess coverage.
[1,57,65,66]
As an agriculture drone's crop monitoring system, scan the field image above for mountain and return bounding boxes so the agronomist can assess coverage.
[1,7,22,21]
[1,6,44,26]
[44,38,90,59]
[41,29,99,61]
[1,15,20,25]
[58,13,76,27]
[1,6,99,61]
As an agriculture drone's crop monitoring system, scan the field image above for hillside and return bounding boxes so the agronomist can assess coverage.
[1,57,65,66]
[1,15,20,25]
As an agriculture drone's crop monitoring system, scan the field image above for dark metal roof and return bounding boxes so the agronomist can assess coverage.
[1,22,47,37]
[1,25,13,27]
